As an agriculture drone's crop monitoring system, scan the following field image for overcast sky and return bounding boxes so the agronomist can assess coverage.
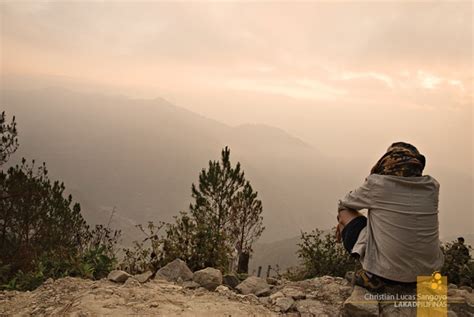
[1,1,472,172]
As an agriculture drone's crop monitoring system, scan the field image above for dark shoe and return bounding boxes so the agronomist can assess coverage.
[354,269,384,292]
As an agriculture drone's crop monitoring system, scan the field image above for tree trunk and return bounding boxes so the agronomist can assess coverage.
[237,251,250,274]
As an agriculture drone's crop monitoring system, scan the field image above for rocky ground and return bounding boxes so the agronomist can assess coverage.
[1,259,473,316]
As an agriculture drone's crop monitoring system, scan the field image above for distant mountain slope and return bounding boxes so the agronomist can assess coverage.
[249,236,301,274]
[1,88,341,242]
[2,88,472,244]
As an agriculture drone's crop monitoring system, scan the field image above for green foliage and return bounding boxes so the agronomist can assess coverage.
[121,221,166,275]
[187,146,246,271]
[297,228,356,279]
[0,159,120,290]
[232,181,264,273]
[163,147,264,272]
[441,240,473,287]
[119,147,265,274]
[0,111,19,166]
[162,212,197,267]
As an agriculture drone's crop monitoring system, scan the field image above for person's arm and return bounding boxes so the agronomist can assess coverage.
[338,176,374,213]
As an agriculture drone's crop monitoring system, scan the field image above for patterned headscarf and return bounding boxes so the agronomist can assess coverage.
[370,142,425,177]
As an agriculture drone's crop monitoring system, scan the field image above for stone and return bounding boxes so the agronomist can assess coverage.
[181,281,200,289]
[449,283,458,289]
[215,285,231,294]
[459,286,473,293]
[122,278,141,288]
[243,294,260,304]
[259,296,271,305]
[269,291,284,302]
[255,287,271,297]
[342,286,379,317]
[223,274,240,289]
[320,275,335,284]
[155,259,193,282]
[266,277,279,285]
[281,286,306,300]
[345,271,355,283]
[193,267,223,291]
[133,271,153,283]
[236,276,270,295]
[274,297,295,313]
[448,294,474,317]
[107,270,131,283]
[295,299,326,315]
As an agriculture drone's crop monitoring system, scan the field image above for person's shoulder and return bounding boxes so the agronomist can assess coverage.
[420,175,440,189]
[366,174,440,188]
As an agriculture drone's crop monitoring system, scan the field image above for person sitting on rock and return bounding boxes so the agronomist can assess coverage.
[335,142,444,291]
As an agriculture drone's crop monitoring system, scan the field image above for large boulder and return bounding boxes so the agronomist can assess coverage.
[155,259,193,282]
[107,270,131,283]
[193,267,223,291]
[235,276,270,295]
[342,286,379,317]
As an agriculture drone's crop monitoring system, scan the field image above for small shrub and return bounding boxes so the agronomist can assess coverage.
[442,240,473,287]
[297,228,356,280]
[120,221,166,275]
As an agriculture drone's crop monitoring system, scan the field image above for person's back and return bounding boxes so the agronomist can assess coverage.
[360,174,444,282]
[337,142,444,288]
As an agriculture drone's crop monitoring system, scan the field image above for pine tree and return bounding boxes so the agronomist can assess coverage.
[188,147,245,271]
[0,111,19,166]
[0,159,89,277]
[231,181,264,273]
[160,147,265,273]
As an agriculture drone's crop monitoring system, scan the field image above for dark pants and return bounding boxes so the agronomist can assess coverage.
[341,215,367,256]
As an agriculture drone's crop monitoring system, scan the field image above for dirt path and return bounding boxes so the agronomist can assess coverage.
[0,277,275,316]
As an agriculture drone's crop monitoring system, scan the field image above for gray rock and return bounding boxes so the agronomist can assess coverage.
[236,276,270,295]
[155,259,193,282]
[274,297,295,313]
[107,270,131,283]
[134,271,153,283]
[223,274,240,289]
[342,286,379,317]
[449,283,459,289]
[193,267,223,291]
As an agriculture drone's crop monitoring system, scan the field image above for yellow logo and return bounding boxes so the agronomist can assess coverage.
[430,272,443,290]
[417,272,447,317]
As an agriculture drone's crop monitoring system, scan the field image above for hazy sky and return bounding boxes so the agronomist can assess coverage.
[1,1,472,172]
